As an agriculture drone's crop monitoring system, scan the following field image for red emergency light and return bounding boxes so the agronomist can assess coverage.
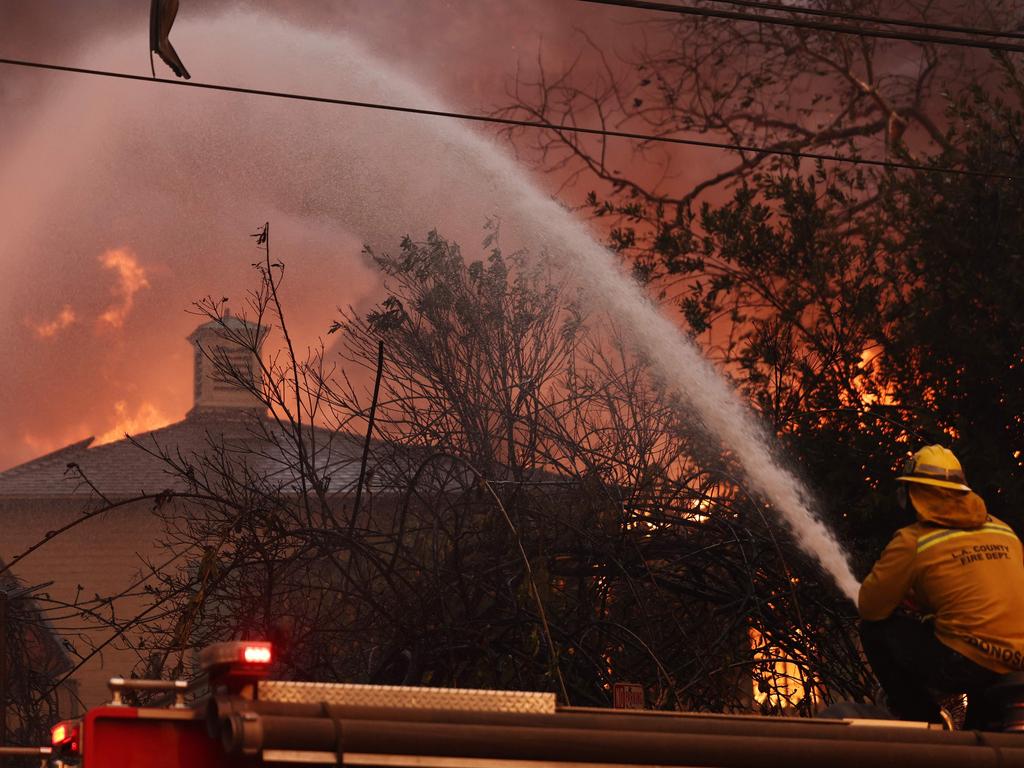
[201,640,272,669]
[50,723,66,745]
[51,720,80,754]
[200,641,274,694]
[243,644,272,664]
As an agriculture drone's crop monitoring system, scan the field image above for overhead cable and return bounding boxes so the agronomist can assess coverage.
[574,0,1024,53]
[0,55,1016,180]
[703,0,1024,41]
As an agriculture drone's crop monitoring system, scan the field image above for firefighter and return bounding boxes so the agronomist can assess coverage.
[858,445,1024,729]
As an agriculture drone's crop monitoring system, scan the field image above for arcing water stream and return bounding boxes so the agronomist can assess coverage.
[2,11,860,600]
[416,92,864,602]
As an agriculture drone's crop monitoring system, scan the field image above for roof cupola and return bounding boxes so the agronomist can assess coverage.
[186,310,268,417]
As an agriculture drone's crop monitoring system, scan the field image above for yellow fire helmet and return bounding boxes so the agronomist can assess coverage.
[896,444,972,492]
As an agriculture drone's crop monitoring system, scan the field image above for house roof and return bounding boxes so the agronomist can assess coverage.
[187,312,267,344]
[0,409,372,499]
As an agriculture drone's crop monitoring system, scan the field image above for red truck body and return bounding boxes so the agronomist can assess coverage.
[31,641,1024,768]
[81,706,246,768]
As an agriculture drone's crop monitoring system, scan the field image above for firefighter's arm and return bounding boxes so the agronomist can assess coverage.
[858,529,917,621]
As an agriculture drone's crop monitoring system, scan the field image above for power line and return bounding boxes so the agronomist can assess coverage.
[705,0,1024,41]
[575,0,1024,53]
[0,55,1015,180]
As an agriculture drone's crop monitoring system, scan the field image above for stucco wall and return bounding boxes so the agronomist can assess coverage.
[0,497,170,707]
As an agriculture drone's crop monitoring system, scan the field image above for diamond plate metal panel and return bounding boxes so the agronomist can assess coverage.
[258,680,556,714]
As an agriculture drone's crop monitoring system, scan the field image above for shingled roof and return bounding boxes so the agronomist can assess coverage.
[0,315,375,499]
[0,409,370,499]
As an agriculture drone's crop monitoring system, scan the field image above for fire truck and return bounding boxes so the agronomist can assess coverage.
[5,640,1024,768]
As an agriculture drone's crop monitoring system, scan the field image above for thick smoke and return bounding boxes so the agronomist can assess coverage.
[0,2,622,469]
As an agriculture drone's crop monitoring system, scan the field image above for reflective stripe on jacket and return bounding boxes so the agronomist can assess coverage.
[858,486,1024,674]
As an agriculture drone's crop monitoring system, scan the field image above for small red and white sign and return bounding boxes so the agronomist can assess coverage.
[612,682,645,709]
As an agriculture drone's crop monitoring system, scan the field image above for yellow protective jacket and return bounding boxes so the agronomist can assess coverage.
[858,485,1024,673]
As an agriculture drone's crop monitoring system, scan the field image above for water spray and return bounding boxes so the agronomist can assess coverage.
[2,11,861,601]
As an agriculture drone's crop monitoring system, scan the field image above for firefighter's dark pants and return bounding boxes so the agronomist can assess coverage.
[860,614,1001,729]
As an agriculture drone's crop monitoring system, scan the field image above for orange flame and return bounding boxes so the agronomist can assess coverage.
[95,400,170,445]
[97,248,150,329]
[850,345,896,407]
[750,626,820,710]
[32,305,77,339]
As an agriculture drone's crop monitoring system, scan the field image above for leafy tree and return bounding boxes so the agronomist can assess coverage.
[501,2,1024,566]
[13,3,1024,723]
[498,0,995,283]
[117,226,874,714]
[877,85,1024,524]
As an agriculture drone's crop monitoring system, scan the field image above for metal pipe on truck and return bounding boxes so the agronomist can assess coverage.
[218,713,1024,768]
[210,696,1024,749]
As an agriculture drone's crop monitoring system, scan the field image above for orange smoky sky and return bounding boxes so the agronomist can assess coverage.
[0,1,710,471]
